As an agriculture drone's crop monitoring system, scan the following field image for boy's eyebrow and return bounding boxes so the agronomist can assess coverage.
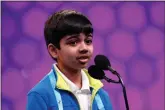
[66,35,79,40]
[66,33,93,40]
[88,33,93,37]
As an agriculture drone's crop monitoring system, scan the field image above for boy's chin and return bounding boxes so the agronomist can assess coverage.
[78,63,88,69]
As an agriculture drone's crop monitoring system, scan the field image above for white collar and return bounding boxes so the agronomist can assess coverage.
[54,64,90,93]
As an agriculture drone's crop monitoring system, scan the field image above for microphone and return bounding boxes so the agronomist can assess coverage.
[94,55,118,75]
[88,65,120,83]
[93,54,130,110]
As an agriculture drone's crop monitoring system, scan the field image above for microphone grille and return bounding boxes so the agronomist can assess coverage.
[88,65,105,80]
[94,55,111,70]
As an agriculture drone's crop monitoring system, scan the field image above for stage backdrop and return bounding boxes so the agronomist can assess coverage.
[1,1,164,110]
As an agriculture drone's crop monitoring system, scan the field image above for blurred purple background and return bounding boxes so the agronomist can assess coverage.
[1,1,164,110]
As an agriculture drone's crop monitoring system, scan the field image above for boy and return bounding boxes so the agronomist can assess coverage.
[26,10,113,110]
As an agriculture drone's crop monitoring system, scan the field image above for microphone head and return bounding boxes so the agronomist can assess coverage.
[88,65,105,80]
[94,55,111,70]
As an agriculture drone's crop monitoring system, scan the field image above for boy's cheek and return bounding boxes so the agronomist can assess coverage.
[90,47,94,54]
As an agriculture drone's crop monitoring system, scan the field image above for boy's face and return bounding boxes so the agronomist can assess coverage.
[56,33,93,70]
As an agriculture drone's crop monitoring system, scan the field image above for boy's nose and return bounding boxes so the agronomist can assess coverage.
[79,42,88,54]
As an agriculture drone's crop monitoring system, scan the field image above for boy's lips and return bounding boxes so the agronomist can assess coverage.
[78,58,89,63]
[77,56,90,63]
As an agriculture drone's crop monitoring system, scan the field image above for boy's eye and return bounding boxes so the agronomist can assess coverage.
[68,41,78,46]
[85,39,92,45]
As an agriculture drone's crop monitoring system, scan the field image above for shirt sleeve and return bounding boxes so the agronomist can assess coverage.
[26,92,48,110]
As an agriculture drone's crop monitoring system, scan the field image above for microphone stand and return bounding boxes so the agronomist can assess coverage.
[107,66,130,110]
[103,75,120,84]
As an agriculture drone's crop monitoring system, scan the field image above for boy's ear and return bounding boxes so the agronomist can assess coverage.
[47,43,58,59]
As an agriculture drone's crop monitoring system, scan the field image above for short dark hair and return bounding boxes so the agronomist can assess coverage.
[44,10,93,49]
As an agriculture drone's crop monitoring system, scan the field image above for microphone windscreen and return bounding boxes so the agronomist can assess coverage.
[88,65,105,80]
[94,55,111,70]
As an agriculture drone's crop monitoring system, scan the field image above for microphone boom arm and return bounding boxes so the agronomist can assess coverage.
[103,76,120,84]
[107,66,130,110]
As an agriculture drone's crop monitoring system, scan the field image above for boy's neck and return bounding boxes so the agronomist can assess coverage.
[56,64,82,89]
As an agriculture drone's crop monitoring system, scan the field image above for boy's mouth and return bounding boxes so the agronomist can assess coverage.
[77,56,89,64]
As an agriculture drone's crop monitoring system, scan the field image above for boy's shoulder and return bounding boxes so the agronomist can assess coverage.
[28,74,52,96]
[98,88,109,97]
[27,71,59,108]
